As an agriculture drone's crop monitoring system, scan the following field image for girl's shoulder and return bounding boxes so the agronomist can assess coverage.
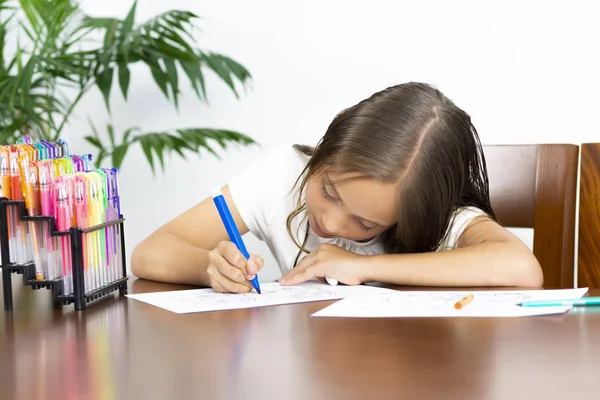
[227,144,311,223]
[438,206,489,251]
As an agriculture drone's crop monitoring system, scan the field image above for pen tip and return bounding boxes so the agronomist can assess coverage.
[256,288,261,294]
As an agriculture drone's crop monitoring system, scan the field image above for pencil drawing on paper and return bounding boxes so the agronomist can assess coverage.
[379,291,536,307]
[261,285,341,299]
[166,291,261,306]
[161,283,343,307]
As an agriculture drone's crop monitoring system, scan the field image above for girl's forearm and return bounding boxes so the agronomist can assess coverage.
[131,231,212,286]
[363,242,543,288]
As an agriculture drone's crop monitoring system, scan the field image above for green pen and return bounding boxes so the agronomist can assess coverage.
[519,296,600,307]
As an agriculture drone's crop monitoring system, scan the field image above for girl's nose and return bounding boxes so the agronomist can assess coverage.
[321,209,345,236]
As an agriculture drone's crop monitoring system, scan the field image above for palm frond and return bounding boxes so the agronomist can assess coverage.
[132,128,255,173]
[2,0,257,170]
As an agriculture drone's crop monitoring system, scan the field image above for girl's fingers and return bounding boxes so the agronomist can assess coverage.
[218,241,247,269]
[212,267,252,293]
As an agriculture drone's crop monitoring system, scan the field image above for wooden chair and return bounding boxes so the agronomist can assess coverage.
[482,144,579,288]
[577,143,600,289]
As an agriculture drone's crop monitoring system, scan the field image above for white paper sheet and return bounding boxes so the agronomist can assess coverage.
[311,288,590,318]
[126,281,395,314]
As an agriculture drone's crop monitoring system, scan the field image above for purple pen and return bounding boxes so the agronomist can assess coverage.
[110,168,122,279]
[39,141,55,159]
[71,155,84,172]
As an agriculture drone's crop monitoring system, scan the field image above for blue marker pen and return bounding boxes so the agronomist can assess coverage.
[211,189,261,294]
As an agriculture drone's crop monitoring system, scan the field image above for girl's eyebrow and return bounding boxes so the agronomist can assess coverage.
[325,174,342,198]
[325,174,383,227]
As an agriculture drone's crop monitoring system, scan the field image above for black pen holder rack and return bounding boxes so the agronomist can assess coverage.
[0,198,128,312]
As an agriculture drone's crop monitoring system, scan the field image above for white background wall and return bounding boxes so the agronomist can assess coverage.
[61,0,600,282]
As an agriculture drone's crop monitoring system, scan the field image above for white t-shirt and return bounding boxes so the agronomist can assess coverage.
[228,145,487,275]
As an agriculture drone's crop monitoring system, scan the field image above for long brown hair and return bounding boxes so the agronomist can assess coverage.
[286,82,495,265]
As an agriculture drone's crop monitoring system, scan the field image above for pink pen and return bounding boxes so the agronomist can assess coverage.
[55,177,73,295]
[39,162,57,280]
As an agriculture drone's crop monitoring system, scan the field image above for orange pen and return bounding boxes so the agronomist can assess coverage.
[18,154,43,280]
[0,147,11,199]
[454,294,474,309]
[0,147,15,262]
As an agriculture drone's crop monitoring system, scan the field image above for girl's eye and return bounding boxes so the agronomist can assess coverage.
[321,184,337,202]
[356,218,375,232]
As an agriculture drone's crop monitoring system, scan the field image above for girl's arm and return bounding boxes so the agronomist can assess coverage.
[364,217,543,287]
[280,217,543,288]
[130,185,249,286]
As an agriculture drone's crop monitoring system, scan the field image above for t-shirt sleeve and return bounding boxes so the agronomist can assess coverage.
[437,206,488,251]
[227,145,303,241]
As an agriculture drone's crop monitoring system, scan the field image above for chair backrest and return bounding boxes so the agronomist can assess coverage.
[577,143,600,289]
[482,144,579,288]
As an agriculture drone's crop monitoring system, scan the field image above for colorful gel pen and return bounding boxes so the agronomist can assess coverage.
[0,148,16,263]
[55,176,73,294]
[18,154,43,280]
[211,189,261,294]
[74,174,91,291]
[39,161,59,280]
[109,168,123,279]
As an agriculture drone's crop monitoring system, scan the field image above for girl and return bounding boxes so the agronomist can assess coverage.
[131,82,543,292]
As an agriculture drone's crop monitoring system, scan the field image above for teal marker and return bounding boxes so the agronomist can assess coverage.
[519,296,600,307]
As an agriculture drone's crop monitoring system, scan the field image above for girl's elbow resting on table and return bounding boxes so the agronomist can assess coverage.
[511,250,544,288]
[130,241,153,279]
[475,239,544,288]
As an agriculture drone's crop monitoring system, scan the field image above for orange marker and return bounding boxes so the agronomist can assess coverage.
[454,294,474,309]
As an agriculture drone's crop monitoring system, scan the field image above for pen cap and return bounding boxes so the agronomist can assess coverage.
[34,143,46,160]
[49,141,61,158]
[95,168,108,213]
[66,175,76,226]
[18,154,35,211]
[111,168,120,217]
[26,144,38,162]
[58,157,73,176]
[74,174,88,228]
[56,139,69,156]
[30,161,40,215]
[0,148,11,199]
[38,161,53,216]
[71,155,84,172]
[82,154,93,172]
[39,141,51,159]
[54,177,72,231]
[91,172,104,224]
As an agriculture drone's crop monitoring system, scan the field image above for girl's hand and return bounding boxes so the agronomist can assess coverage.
[279,244,365,286]
[207,241,264,293]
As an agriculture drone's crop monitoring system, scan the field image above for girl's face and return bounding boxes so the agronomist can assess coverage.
[305,171,398,241]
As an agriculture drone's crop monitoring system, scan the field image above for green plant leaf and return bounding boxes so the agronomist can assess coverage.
[138,135,155,172]
[122,126,138,144]
[107,123,115,147]
[118,62,130,99]
[201,52,238,97]
[84,135,103,149]
[111,143,129,170]
[163,58,179,107]
[95,66,114,110]
[129,128,257,174]
[121,0,137,38]
[145,58,170,100]
[179,60,206,100]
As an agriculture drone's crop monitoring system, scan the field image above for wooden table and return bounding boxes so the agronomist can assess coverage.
[1,277,600,400]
